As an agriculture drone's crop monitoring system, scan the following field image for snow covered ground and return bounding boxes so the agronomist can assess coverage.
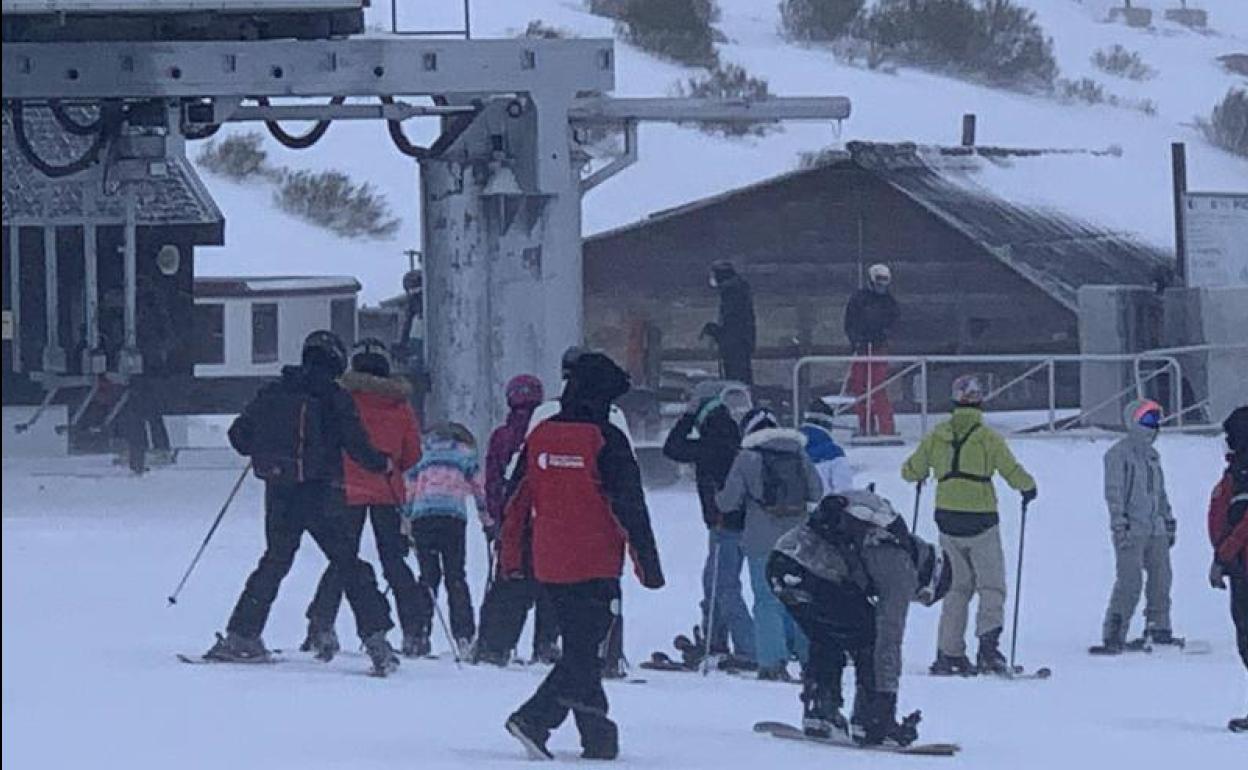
[4,432,1245,769]
[193,0,1248,302]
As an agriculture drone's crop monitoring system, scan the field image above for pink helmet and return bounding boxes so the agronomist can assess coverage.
[505,374,544,408]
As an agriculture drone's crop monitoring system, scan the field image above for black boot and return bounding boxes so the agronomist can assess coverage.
[852,690,920,747]
[1091,614,1126,655]
[1230,710,1248,733]
[505,713,554,760]
[203,631,271,662]
[801,678,849,740]
[530,640,560,665]
[976,628,1008,675]
[362,631,400,677]
[580,719,619,760]
[310,628,340,662]
[401,632,431,658]
[929,652,976,676]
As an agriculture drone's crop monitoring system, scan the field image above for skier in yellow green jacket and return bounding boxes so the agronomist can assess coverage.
[902,374,1037,676]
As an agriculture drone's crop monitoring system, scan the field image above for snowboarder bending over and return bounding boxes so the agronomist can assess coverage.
[768,490,951,746]
[206,330,401,676]
[301,339,423,661]
[501,352,665,761]
[1094,399,1177,654]
[701,260,756,385]
[1208,405,1248,732]
[902,374,1037,676]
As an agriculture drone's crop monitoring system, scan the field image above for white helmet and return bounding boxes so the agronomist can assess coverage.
[867,263,892,286]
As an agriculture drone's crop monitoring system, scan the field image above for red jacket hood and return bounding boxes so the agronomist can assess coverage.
[340,371,421,506]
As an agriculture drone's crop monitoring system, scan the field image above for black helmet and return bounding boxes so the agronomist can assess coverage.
[302,330,348,376]
[351,337,392,378]
[1224,405,1248,455]
[560,346,588,378]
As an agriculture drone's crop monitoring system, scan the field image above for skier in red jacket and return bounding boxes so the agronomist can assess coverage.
[302,340,424,660]
[501,352,664,761]
[1208,406,1248,733]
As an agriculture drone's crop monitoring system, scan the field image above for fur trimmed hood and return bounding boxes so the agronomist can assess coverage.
[741,427,807,451]
[340,370,411,401]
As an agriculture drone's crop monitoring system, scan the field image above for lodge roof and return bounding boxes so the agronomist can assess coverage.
[587,141,1171,311]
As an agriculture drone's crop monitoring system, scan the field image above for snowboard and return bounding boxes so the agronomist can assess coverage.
[754,721,960,756]
[176,652,285,666]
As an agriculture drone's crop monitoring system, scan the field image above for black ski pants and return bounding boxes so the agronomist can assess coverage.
[1231,575,1248,672]
[227,483,393,640]
[305,504,422,638]
[769,555,876,708]
[478,575,560,658]
[514,579,620,751]
[410,516,475,641]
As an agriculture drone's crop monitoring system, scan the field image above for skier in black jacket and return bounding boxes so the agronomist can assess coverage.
[702,261,756,385]
[843,264,899,436]
[202,330,401,676]
[662,380,755,665]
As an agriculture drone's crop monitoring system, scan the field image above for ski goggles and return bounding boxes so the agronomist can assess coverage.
[1132,400,1163,429]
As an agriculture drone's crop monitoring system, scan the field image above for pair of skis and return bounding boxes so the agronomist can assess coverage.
[1088,636,1212,656]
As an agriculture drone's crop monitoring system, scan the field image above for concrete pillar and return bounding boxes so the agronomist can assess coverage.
[422,96,586,443]
[41,226,65,372]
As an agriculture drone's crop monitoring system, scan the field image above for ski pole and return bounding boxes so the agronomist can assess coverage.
[427,583,462,669]
[1008,499,1030,671]
[167,461,251,606]
[702,535,723,676]
[910,481,924,534]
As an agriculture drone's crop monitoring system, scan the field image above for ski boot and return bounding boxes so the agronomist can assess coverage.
[602,656,629,680]
[530,640,561,665]
[472,643,511,667]
[851,690,921,748]
[455,637,474,661]
[401,633,431,658]
[1090,614,1127,655]
[929,652,976,676]
[756,663,795,682]
[362,631,400,677]
[1230,714,1248,733]
[976,628,1009,676]
[1144,626,1183,647]
[308,627,340,662]
[149,448,178,466]
[801,680,849,740]
[505,713,554,760]
[716,654,758,673]
[204,631,271,663]
[580,719,620,760]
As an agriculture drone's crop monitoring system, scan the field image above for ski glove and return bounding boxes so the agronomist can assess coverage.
[1021,487,1038,505]
[1165,519,1177,548]
[1209,560,1227,590]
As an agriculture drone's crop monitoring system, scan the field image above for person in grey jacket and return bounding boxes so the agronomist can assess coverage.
[1096,398,1177,653]
[717,407,823,679]
[767,489,951,747]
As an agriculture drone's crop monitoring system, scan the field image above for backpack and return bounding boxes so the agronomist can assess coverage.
[755,448,809,518]
[939,424,992,484]
[248,386,331,485]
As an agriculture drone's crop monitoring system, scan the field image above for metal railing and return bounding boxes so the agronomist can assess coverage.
[789,347,1243,436]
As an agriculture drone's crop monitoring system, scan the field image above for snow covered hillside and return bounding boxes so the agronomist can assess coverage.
[192,0,1248,302]
[3,433,1245,768]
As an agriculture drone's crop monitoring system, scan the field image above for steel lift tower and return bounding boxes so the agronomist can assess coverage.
[3,3,850,439]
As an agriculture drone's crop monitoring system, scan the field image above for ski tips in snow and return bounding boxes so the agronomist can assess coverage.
[754,721,961,756]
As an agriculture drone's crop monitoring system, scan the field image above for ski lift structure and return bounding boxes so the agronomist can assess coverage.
[1,0,852,443]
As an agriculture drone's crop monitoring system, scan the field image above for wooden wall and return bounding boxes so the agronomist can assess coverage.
[583,164,1078,397]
